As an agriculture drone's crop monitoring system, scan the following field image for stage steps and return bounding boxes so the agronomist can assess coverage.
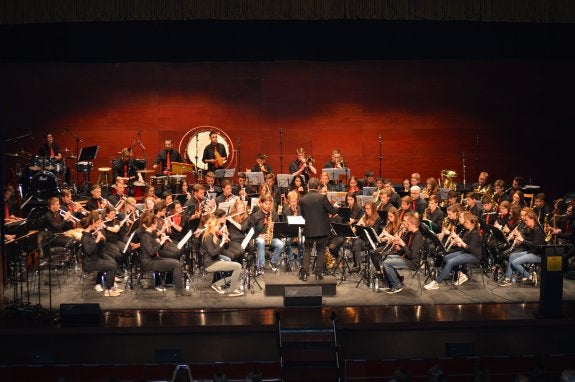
[264,273,337,297]
[276,311,341,381]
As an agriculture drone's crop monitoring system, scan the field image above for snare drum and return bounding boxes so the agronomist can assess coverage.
[150,176,167,194]
[28,156,46,173]
[168,175,186,193]
[77,161,93,173]
[45,157,63,174]
[132,181,146,198]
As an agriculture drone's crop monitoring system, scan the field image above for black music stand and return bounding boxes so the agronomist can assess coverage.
[418,223,444,282]
[245,172,264,188]
[214,168,235,185]
[377,210,388,223]
[77,145,99,196]
[337,207,351,223]
[354,225,379,288]
[273,221,302,273]
[331,222,356,284]
[324,168,349,184]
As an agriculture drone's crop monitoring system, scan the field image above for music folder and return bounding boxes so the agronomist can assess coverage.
[241,227,255,249]
[272,222,299,239]
[177,229,193,250]
[331,222,356,238]
[377,210,388,223]
[123,231,136,254]
[362,186,377,196]
[355,225,379,251]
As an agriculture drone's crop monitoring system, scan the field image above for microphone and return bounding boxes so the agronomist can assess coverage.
[378,134,382,142]
[280,128,283,136]
[139,141,146,150]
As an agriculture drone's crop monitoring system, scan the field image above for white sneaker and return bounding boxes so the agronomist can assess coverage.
[94,284,104,292]
[228,289,244,297]
[104,289,121,297]
[454,273,468,286]
[112,285,124,293]
[211,284,225,295]
[424,280,439,290]
[155,286,166,292]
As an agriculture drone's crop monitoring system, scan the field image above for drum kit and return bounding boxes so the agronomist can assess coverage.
[12,148,76,200]
[147,172,186,195]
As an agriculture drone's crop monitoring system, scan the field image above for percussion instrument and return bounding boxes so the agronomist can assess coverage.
[28,155,46,172]
[168,174,186,193]
[150,175,167,194]
[77,161,93,173]
[64,228,83,241]
[132,181,146,198]
[20,170,60,200]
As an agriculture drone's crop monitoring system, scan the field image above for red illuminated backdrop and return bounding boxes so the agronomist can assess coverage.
[2,60,572,198]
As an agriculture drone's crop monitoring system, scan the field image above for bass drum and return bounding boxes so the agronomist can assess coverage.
[180,127,234,171]
[29,170,60,200]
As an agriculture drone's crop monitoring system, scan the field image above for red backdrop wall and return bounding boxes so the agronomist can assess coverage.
[2,60,573,198]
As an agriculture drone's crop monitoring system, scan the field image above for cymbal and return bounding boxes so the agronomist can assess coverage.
[5,151,31,158]
[61,148,72,154]
[137,169,154,173]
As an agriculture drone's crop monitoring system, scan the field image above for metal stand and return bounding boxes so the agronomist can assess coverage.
[378,134,383,177]
[242,244,263,293]
[279,128,283,174]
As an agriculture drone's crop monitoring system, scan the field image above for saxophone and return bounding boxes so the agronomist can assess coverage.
[325,248,336,268]
[544,213,553,243]
[265,213,274,245]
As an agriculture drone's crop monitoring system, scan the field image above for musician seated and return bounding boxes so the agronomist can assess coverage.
[85,184,109,212]
[465,191,483,218]
[248,194,285,274]
[352,201,382,274]
[200,214,243,296]
[139,213,189,297]
[60,189,86,220]
[232,173,257,201]
[215,180,236,205]
[44,196,78,249]
[499,209,545,287]
[425,212,482,289]
[80,211,122,297]
[381,212,424,294]
[225,199,253,263]
[283,191,304,263]
[204,172,222,196]
[4,184,23,224]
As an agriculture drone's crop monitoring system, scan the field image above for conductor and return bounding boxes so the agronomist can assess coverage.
[153,138,183,174]
[298,177,338,281]
[202,130,228,172]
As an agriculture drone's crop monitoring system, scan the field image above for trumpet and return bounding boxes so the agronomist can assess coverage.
[100,196,118,212]
[59,208,80,222]
[305,155,315,165]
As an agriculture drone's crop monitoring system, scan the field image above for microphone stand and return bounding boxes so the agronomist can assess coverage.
[378,134,383,177]
[194,133,202,182]
[462,152,467,190]
[279,128,283,174]
[64,127,85,194]
[237,137,241,176]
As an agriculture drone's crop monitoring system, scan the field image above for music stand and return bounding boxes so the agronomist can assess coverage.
[217,201,234,214]
[245,172,264,187]
[324,168,349,183]
[327,192,346,205]
[77,145,99,196]
[276,174,294,188]
[377,210,388,223]
[357,195,372,207]
[337,207,351,223]
[214,168,235,182]
[362,187,377,196]
[331,222,356,238]
[355,225,379,251]
[490,226,510,247]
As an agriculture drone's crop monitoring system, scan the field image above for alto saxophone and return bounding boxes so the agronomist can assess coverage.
[265,213,274,245]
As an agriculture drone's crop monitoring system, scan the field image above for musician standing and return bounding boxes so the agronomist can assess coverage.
[153,138,183,174]
[298,177,338,281]
[38,132,62,160]
[289,147,317,184]
[202,130,228,172]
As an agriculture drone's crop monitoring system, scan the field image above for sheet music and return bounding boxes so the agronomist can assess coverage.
[177,229,193,250]
[276,173,294,188]
[218,201,234,214]
[241,227,255,249]
[287,215,305,225]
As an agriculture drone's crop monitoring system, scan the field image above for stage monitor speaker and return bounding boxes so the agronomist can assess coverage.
[284,286,322,307]
[155,348,183,363]
[59,303,101,327]
[445,342,475,357]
